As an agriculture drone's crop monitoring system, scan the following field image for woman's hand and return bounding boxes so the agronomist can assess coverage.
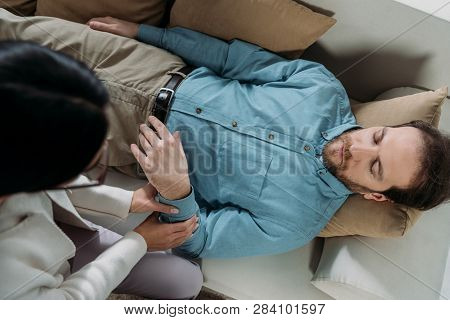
[130,183,180,214]
[87,16,139,39]
[131,116,191,201]
[134,214,198,251]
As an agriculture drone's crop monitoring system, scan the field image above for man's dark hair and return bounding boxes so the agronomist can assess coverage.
[0,41,109,196]
[382,120,450,210]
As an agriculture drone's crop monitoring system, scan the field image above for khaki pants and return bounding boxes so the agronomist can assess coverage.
[0,9,186,175]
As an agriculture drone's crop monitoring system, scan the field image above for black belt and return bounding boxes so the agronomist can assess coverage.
[153,66,195,124]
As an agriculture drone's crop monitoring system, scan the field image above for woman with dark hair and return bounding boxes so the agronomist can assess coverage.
[0,41,202,299]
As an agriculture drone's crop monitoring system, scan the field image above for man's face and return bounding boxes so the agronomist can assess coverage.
[323,126,423,201]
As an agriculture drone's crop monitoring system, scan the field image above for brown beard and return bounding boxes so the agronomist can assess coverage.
[323,130,374,194]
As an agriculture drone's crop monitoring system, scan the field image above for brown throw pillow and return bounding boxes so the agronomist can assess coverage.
[0,0,36,16]
[35,0,166,25]
[319,87,448,238]
[169,0,336,59]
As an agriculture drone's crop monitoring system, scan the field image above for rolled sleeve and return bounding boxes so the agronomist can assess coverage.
[158,186,199,223]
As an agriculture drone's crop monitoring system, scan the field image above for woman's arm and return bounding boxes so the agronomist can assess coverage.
[67,176,179,220]
[0,203,195,299]
[0,208,144,299]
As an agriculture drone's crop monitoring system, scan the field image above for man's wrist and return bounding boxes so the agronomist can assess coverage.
[130,24,139,39]
[159,183,191,201]
[158,185,199,223]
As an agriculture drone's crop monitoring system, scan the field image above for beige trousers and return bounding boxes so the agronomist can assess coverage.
[0,9,186,175]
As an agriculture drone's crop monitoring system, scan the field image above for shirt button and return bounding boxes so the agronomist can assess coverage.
[268,133,275,140]
[195,107,202,114]
[304,145,311,152]
[232,120,238,127]
[322,132,328,137]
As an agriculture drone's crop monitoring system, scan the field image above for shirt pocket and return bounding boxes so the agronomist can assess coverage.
[218,140,273,200]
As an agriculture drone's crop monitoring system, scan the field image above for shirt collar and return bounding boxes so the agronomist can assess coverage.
[316,168,353,196]
[320,123,361,142]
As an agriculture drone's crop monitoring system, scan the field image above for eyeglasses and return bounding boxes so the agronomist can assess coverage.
[47,141,109,191]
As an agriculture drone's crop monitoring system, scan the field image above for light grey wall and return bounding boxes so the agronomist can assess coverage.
[298,0,450,103]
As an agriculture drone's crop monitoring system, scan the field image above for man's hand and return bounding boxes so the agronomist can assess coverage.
[87,16,139,39]
[130,183,179,214]
[134,214,198,251]
[131,116,191,200]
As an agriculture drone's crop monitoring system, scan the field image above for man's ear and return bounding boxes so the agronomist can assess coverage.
[362,192,392,202]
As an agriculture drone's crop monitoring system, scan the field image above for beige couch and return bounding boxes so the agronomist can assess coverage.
[92,0,450,300]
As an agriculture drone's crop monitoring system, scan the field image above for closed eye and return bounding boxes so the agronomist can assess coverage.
[373,129,382,145]
[369,130,381,175]
[370,160,378,175]
[370,128,387,180]
[370,160,377,175]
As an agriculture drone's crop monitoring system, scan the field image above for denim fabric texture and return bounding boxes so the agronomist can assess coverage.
[139,26,360,258]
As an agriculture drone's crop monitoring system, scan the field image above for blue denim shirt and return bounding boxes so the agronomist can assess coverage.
[138,26,360,258]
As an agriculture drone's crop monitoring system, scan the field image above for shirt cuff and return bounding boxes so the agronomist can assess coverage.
[107,188,134,220]
[137,24,164,47]
[124,231,148,256]
[158,186,199,222]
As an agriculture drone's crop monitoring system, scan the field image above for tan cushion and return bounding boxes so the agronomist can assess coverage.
[35,0,166,25]
[169,0,336,59]
[0,0,36,16]
[319,86,448,238]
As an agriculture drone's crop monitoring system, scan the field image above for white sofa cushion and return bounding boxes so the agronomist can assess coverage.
[311,192,450,299]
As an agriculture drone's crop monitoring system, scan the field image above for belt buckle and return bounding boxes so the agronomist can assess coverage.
[158,87,175,106]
